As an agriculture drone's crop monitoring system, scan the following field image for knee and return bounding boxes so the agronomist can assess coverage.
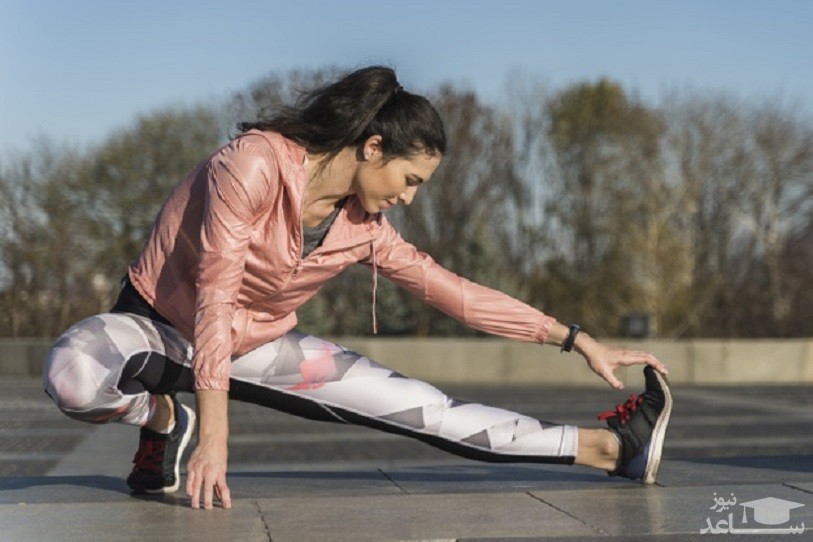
[43,338,110,419]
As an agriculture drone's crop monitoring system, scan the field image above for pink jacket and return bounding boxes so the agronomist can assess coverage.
[129,130,557,390]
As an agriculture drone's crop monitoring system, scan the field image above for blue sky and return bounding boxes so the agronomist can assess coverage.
[2,0,812,152]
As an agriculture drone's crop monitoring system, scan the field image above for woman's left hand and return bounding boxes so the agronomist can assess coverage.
[576,335,668,389]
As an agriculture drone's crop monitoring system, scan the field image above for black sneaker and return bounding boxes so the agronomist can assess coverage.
[597,366,672,484]
[127,396,196,494]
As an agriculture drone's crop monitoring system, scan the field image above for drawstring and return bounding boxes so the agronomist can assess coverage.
[370,239,378,334]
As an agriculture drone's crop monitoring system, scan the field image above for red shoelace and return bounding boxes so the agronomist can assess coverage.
[132,439,167,473]
[597,393,644,425]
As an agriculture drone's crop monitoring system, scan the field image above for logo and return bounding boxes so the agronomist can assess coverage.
[701,492,806,535]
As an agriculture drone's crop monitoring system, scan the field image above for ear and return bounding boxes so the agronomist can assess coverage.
[361,135,383,161]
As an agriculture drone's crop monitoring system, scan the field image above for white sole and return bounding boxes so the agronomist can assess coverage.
[642,371,672,485]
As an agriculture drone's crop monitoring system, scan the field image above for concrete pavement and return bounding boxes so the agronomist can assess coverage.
[2,460,813,540]
[2,379,813,540]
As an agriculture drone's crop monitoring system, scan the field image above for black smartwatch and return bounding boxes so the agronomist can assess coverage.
[560,324,581,353]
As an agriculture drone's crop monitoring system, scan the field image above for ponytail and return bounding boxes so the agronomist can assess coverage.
[238,66,446,161]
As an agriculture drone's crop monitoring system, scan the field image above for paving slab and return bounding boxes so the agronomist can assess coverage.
[48,423,138,477]
[3,475,813,540]
[531,484,813,537]
[255,492,599,541]
[0,470,402,505]
[657,455,813,486]
[0,499,269,542]
[380,463,632,494]
[211,470,403,499]
[0,475,132,505]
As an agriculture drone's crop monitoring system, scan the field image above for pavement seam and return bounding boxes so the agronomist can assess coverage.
[378,468,409,494]
[253,499,274,542]
[784,482,813,495]
[526,491,609,537]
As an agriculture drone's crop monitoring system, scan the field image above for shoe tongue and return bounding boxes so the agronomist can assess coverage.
[605,416,623,431]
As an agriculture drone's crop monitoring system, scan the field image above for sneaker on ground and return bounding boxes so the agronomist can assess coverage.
[597,366,672,484]
[126,396,196,494]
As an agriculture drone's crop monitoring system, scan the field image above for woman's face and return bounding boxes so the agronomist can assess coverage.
[354,138,441,214]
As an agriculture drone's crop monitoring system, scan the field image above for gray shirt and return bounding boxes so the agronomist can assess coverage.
[302,200,344,258]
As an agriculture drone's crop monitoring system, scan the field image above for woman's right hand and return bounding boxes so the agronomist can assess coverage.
[577,334,668,390]
[186,437,231,510]
[187,389,232,509]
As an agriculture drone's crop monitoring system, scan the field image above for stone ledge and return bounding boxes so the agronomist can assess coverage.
[4,337,813,386]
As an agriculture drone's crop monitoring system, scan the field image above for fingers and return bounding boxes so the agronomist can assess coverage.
[186,468,194,498]
[186,461,230,510]
[600,369,625,390]
[640,351,669,375]
[648,355,670,376]
[585,342,670,390]
[200,470,226,510]
[216,478,233,509]
[187,467,201,510]
[203,471,215,510]
[593,349,669,390]
[617,349,669,376]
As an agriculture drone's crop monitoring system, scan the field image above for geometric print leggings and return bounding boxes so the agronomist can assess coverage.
[43,313,578,464]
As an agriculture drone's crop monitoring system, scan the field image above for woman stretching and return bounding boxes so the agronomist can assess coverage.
[43,66,672,510]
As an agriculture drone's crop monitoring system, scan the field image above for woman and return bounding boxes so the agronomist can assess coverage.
[43,66,672,511]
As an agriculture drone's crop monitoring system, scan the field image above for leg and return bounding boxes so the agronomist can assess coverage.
[43,312,198,494]
[229,331,580,464]
[144,394,176,432]
[43,313,193,426]
[576,428,620,471]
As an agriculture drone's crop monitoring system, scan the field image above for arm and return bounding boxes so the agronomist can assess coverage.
[187,389,230,509]
[193,135,279,391]
[545,322,668,389]
[185,135,279,509]
[369,218,668,388]
[368,218,555,343]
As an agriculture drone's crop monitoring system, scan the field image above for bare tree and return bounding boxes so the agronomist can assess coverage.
[664,92,813,337]
[0,141,96,336]
[0,107,222,337]
[782,210,813,336]
[736,101,813,333]
[76,106,223,287]
[539,79,678,336]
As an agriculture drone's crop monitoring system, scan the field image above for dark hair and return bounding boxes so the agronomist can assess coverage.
[238,66,447,162]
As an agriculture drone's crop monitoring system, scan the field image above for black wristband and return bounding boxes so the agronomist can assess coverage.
[560,324,581,353]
